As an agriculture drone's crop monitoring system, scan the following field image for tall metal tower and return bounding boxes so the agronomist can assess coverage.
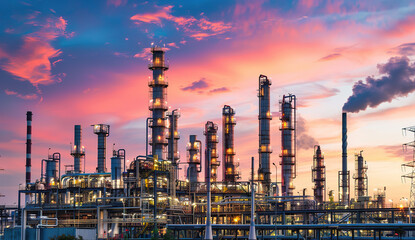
[402,126,415,208]
[71,125,85,173]
[223,105,238,182]
[187,135,201,191]
[280,94,296,196]
[353,151,368,199]
[148,47,169,160]
[312,145,325,205]
[339,112,350,205]
[92,124,110,173]
[258,75,272,193]
[204,121,219,182]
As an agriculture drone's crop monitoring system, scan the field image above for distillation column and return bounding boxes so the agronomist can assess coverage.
[92,124,110,173]
[223,105,238,182]
[167,110,180,203]
[258,75,272,193]
[339,112,350,205]
[312,145,326,205]
[204,121,219,182]
[187,135,201,191]
[71,125,85,173]
[353,151,368,200]
[280,94,296,196]
[148,47,169,160]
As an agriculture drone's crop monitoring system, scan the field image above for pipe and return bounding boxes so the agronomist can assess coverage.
[146,117,152,159]
[205,149,213,240]
[196,140,202,173]
[249,156,257,240]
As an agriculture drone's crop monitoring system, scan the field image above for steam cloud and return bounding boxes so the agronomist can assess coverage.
[343,56,415,113]
[297,116,318,150]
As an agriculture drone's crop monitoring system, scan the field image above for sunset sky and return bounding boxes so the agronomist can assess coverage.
[1,0,415,205]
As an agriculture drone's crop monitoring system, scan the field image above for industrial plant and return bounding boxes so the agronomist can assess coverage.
[2,47,415,240]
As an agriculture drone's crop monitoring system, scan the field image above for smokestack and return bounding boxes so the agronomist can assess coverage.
[92,124,110,173]
[258,75,272,193]
[340,112,350,204]
[223,105,238,182]
[71,125,85,173]
[26,111,32,184]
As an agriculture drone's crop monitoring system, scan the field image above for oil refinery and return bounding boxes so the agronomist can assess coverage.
[2,47,415,240]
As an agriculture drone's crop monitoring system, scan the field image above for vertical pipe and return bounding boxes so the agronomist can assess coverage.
[204,150,213,240]
[258,75,272,194]
[249,157,257,240]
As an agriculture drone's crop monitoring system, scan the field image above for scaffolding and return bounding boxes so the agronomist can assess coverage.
[402,126,415,208]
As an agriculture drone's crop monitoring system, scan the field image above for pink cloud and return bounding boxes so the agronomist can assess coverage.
[133,48,152,59]
[130,5,231,40]
[107,0,127,7]
[0,15,69,87]
[167,42,179,48]
[4,89,38,100]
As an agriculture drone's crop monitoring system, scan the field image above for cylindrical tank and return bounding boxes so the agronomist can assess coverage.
[45,158,58,187]
[111,154,122,188]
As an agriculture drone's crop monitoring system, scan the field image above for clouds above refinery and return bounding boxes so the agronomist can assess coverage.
[2,0,415,204]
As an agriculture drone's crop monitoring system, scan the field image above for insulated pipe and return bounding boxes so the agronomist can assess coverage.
[249,156,257,240]
[204,150,213,240]
[26,111,32,185]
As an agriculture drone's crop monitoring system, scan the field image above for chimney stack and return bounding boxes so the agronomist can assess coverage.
[26,111,32,185]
